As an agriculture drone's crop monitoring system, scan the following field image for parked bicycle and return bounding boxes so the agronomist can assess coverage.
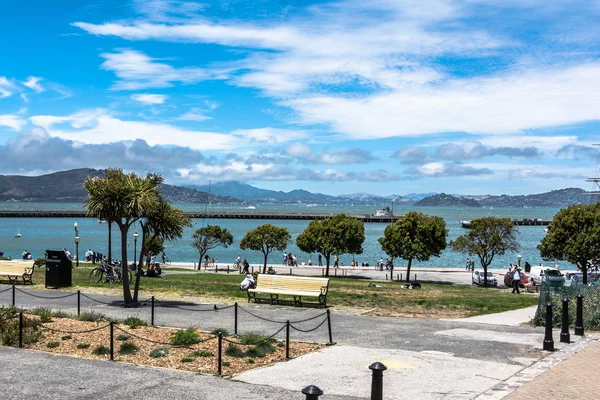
[88,260,133,284]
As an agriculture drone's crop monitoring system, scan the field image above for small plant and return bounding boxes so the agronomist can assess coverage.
[116,334,131,341]
[180,357,194,363]
[238,333,266,345]
[123,316,147,329]
[170,328,202,346]
[254,341,276,355]
[277,342,284,348]
[245,347,266,358]
[119,342,139,355]
[92,345,110,355]
[149,348,169,358]
[225,344,245,358]
[30,307,53,323]
[76,343,91,349]
[0,307,41,346]
[222,361,231,367]
[79,311,107,322]
[51,310,72,319]
[61,335,72,340]
[247,359,255,364]
[210,328,230,337]
[192,350,213,357]
[46,341,60,348]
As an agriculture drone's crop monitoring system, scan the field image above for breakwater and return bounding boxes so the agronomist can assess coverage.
[460,219,551,228]
[0,210,397,223]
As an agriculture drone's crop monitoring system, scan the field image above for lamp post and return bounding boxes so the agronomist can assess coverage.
[134,231,139,266]
[74,222,79,267]
[517,254,522,267]
[390,195,402,224]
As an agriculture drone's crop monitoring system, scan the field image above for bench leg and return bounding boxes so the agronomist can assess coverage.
[247,291,256,303]
[270,294,279,305]
[293,296,302,307]
[319,294,327,308]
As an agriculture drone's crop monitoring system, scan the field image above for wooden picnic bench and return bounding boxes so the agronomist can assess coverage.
[247,274,330,308]
[0,262,36,285]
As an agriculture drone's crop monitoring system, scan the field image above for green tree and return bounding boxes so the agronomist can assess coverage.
[538,203,600,284]
[296,214,365,277]
[378,211,448,282]
[192,225,234,269]
[450,216,519,287]
[240,224,290,273]
[85,169,162,304]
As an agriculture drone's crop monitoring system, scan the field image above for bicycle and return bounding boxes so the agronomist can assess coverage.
[88,260,132,284]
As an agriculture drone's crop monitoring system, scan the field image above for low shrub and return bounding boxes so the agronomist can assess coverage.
[238,333,266,345]
[51,310,72,319]
[254,341,276,355]
[78,311,107,322]
[222,361,231,367]
[245,347,266,358]
[149,348,169,358]
[247,359,255,364]
[116,333,130,341]
[210,328,230,337]
[191,350,213,358]
[123,316,147,329]
[0,307,41,346]
[30,307,53,323]
[225,344,245,358]
[46,341,60,348]
[76,343,91,349]
[92,345,110,355]
[277,342,284,348]
[119,342,139,355]
[61,335,72,340]
[180,357,194,363]
[171,328,202,346]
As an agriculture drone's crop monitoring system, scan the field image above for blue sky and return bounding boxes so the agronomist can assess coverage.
[1,0,599,196]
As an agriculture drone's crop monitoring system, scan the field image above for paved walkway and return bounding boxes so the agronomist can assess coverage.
[444,306,538,326]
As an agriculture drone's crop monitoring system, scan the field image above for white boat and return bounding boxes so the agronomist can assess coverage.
[374,206,393,217]
[15,229,21,238]
[245,205,256,210]
[97,219,107,224]
[306,204,317,207]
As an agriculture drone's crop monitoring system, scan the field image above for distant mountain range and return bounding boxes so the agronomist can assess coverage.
[0,169,595,208]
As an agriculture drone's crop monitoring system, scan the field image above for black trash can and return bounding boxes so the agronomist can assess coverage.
[45,250,72,288]
[524,261,531,273]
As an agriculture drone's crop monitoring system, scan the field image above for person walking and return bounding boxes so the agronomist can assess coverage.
[334,255,339,268]
[512,265,522,294]
[318,253,322,266]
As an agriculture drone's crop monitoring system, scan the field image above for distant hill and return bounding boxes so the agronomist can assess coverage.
[0,169,241,204]
[415,193,482,207]
[479,188,595,208]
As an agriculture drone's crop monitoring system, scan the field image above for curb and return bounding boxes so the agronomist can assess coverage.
[475,334,597,399]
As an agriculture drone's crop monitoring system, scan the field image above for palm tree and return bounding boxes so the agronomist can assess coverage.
[84,169,162,305]
[133,200,192,302]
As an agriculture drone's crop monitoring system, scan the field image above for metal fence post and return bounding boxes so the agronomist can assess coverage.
[302,385,324,399]
[234,302,238,336]
[151,296,155,326]
[77,290,81,317]
[327,309,335,345]
[12,285,15,306]
[543,302,554,351]
[560,297,570,343]
[109,321,114,361]
[285,321,290,360]
[369,362,387,400]
[18,312,23,348]
[400,273,403,282]
[217,332,223,377]
[575,295,584,336]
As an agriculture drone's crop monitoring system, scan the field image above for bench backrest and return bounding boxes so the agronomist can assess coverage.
[256,275,330,294]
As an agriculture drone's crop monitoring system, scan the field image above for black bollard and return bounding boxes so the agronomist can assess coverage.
[109,321,114,361]
[575,295,584,336]
[217,332,223,376]
[326,309,335,345]
[543,302,554,351]
[369,362,387,400]
[400,273,403,282]
[227,265,230,274]
[12,285,15,306]
[77,290,81,317]
[560,297,570,343]
[234,302,238,336]
[151,296,155,326]
[302,385,324,400]
[385,274,388,281]
[18,312,23,348]
[285,320,290,360]
[397,274,399,281]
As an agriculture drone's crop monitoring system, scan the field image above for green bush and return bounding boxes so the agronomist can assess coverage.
[46,341,60,348]
[180,357,194,363]
[170,328,202,346]
[92,345,110,355]
[247,359,255,364]
[51,310,73,319]
[116,334,131,341]
[123,316,147,329]
[0,307,41,346]
[245,347,266,358]
[222,361,231,367]
[119,342,139,355]
[149,348,169,358]
[76,343,91,349]
[191,349,213,357]
[225,344,245,358]
[254,341,276,355]
[277,342,284,348]
[30,307,53,323]
[78,311,108,322]
[210,328,230,337]
[238,333,266,345]
[61,335,72,340]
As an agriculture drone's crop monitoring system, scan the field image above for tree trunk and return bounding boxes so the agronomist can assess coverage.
[198,249,206,270]
[483,263,488,287]
[405,258,412,282]
[325,254,330,277]
[581,263,588,285]
[132,230,147,303]
[107,220,112,261]
[119,224,133,305]
[263,252,268,274]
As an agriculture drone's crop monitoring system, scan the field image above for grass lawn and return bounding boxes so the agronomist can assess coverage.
[27,266,539,319]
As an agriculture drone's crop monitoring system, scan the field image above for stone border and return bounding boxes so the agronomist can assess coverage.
[476,334,598,399]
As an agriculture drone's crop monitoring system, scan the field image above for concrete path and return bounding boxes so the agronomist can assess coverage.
[443,306,538,326]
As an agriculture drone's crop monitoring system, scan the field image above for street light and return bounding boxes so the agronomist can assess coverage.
[134,231,139,265]
[74,222,79,268]
[517,254,522,267]
[391,195,402,224]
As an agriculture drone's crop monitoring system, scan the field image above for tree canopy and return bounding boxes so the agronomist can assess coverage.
[450,216,519,286]
[538,203,600,284]
[192,225,234,269]
[296,214,365,276]
[379,211,447,281]
[240,224,291,273]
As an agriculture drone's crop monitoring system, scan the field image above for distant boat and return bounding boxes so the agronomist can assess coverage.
[97,219,107,223]
[15,229,21,238]
[306,204,317,207]
[245,205,256,210]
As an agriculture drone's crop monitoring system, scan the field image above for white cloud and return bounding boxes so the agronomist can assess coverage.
[0,77,15,98]
[22,76,44,93]
[176,108,212,122]
[0,115,27,130]
[131,93,168,104]
[230,128,308,144]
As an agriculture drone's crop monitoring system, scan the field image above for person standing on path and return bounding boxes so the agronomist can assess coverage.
[318,253,322,266]
[334,255,339,268]
[512,266,521,294]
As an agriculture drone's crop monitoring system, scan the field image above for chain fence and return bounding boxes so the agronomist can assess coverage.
[533,281,600,329]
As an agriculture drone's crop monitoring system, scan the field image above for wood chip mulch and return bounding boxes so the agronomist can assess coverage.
[24,316,324,376]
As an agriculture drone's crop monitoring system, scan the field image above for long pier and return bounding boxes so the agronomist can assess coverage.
[460,219,551,228]
[0,210,397,223]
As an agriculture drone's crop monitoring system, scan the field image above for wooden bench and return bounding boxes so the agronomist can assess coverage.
[0,262,36,285]
[247,275,330,308]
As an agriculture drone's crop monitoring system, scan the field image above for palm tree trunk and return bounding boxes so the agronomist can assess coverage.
[132,230,147,303]
[107,220,112,261]
[119,224,133,305]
